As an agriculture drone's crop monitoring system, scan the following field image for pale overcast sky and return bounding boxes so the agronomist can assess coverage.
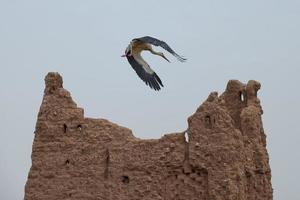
[0,0,299,199]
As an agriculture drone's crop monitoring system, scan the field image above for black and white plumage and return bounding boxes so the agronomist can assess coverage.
[122,36,186,91]
[136,36,187,62]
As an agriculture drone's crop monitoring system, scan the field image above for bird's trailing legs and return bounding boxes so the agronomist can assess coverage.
[149,49,170,62]
[160,53,170,62]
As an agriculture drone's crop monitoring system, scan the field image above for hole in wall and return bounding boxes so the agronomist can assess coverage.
[49,86,56,93]
[239,91,245,102]
[204,115,212,128]
[77,124,82,132]
[63,124,67,133]
[104,148,110,179]
[65,159,70,165]
[245,170,251,177]
[184,131,189,143]
[122,176,129,184]
[205,115,211,124]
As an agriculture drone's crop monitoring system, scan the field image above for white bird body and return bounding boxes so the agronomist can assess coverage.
[122,36,186,91]
[133,53,154,74]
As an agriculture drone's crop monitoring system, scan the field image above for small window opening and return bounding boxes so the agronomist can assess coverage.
[205,115,212,128]
[65,159,70,165]
[184,131,189,143]
[122,176,129,184]
[104,149,110,179]
[77,124,82,131]
[205,115,211,124]
[239,91,245,102]
[245,171,251,177]
[63,124,67,133]
[50,86,56,93]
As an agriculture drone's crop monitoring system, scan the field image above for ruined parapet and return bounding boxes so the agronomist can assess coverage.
[187,80,272,200]
[24,73,273,200]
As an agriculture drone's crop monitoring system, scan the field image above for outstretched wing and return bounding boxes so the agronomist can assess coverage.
[135,36,187,62]
[126,54,164,91]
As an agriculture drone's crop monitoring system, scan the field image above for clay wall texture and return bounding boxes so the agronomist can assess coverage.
[24,72,273,200]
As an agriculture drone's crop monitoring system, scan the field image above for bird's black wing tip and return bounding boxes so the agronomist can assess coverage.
[178,57,187,62]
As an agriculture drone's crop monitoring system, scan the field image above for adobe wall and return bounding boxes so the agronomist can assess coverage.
[24,72,272,200]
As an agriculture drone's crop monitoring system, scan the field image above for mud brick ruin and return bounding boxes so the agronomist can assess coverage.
[24,72,273,200]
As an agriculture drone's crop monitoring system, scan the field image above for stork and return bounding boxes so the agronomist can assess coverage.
[121,36,186,91]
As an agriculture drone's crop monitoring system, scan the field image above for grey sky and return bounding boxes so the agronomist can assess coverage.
[0,0,299,199]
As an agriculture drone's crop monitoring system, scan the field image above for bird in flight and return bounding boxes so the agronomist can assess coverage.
[121,36,186,91]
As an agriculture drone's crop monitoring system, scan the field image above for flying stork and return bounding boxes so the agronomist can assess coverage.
[121,36,186,91]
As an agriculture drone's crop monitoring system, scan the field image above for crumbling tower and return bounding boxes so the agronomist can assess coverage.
[24,72,272,200]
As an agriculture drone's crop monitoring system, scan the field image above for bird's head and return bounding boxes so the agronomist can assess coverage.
[121,44,131,57]
[159,52,170,62]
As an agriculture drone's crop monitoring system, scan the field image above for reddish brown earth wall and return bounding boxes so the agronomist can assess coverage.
[24,72,273,200]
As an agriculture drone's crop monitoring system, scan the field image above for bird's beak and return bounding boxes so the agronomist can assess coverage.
[121,54,126,57]
[162,55,170,62]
